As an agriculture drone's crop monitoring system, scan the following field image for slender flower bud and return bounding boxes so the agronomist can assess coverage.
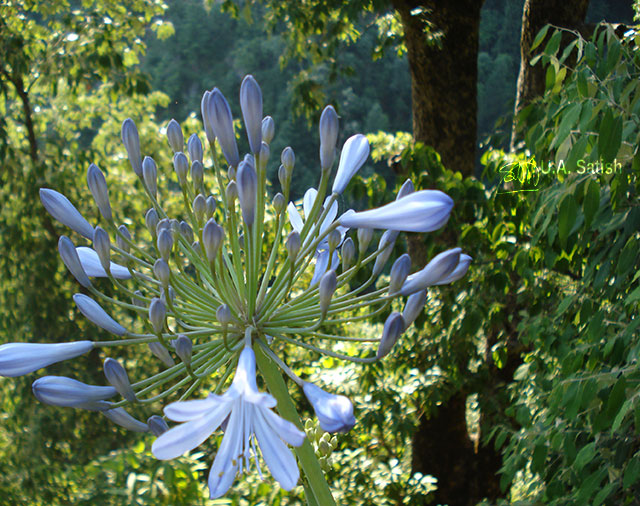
[40,189,94,239]
[278,165,288,192]
[0,341,94,377]
[145,208,159,239]
[147,415,169,436]
[87,163,112,221]
[262,116,275,144]
[161,286,176,305]
[156,218,171,236]
[207,88,239,167]
[259,142,270,172]
[142,156,158,197]
[341,237,355,271]
[201,90,216,144]
[173,152,189,186]
[203,219,224,263]
[191,160,204,189]
[281,147,295,172]
[193,194,207,223]
[339,190,454,232]
[434,254,472,285]
[102,407,149,432]
[240,75,263,153]
[357,228,373,253]
[389,253,411,294]
[157,228,173,261]
[372,230,398,276]
[377,312,405,359]
[319,270,337,318]
[103,358,137,402]
[93,226,111,274]
[149,298,166,334]
[397,179,415,200]
[76,246,131,279]
[402,290,427,329]
[173,335,192,366]
[59,236,91,288]
[332,134,370,194]
[273,193,285,214]
[216,304,231,325]
[236,159,258,226]
[187,134,203,164]
[166,119,184,153]
[74,294,126,336]
[121,118,142,176]
[32,376,116,410]
[400,248,462,296]
[327,229,341,251]
[228,166,237,181]
[319,105,339,171]
[285,231,301,262]
[148,342,175,367]
[179,221,194,242]
[116,224,131,254]
[154,258,171,286]
[132,290,145,308]
[302,382,356,433]
[206,196,217,218]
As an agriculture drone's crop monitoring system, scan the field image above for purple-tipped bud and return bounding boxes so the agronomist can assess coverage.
[149,298,166,334]
[179,221,194,242]
[59,236,91,288]
[389,253,411,294]
[157,228,173,261]
[206,196,217,218]
[145,208,159,239]
[0,341,94,377]
[116,224,131,254]
[148,342,175,367]
[142,156,158,197]
[40,189,94,239]
[240,75,263,154]
[285,231,301,260]
[357,227,373,253]
[207,88,239,167]
[166,119,183,153]
[154,258,170,286]
[262,116,275,144]
[103,358,136,402]
[103,407,149,432]
[236,159,258,226]
[281,146,295,172]
[259,142,269,172]
[341,237,355,271]
[402,290,427,329]
[319,270,337,318]
[278,165,288,192]
[33,376,115,410]
[147,415,169,436]
[271,193,285,215]
[193,194,207,223]
[327,229,341,251]
[332,134,369,194]
[400,248,462,296]
[303,382,355,433]
[87,164,112,220]
[201,90,216,144]
[173,152,189,186]
[434,254,472,285]
[173,335,192,366]
[377,312,405,359]
[372,230,399,276]
[121,118,142,176]
[156,218,170,236]
[225,181,238,202]
[191,160,204,189]
[93,226,111,274]
[203,218,224,263]
[187,133,203,163]
[216,304,232,325]
[74,293,126,336]
[319,105,339,170]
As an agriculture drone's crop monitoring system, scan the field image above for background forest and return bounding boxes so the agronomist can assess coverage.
[1,0,639,505]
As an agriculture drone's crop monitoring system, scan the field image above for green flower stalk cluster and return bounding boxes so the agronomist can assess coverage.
[0,75,470,499]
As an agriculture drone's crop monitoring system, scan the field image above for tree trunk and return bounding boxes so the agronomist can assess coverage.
[510,0,590,148]
[392,0,484,177]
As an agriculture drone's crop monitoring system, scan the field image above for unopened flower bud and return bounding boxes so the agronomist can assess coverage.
[281,146,295,172]
[74,293,126,336]
[0,342,93,378]
[303,382,356,433]
[87,163,112,221]
[192,240,201,255]
[191,160,204,189]
[32,376,115,410]
[40,188,94,239]
[156,218,170,236]
[157,228,173,261]
[173,152,189,186]
[149,298,166,334]
[203,218,224,263]
[402,290,427,329]
[319,270,337,318]
[169,219,180,236]
[285,231,301,260]
[166,119,183,153]
[273,193,285,214]
[357,227,373,253]
[148,342,175,367]
[160,286,175,305]
[400,248,461,296]
[121,118,142,176]
[142,156,158,197]
[236,159,257,226]
[147,415,169,436]
[319,105,339,170]
[187,133,203,164]
[278,165,288,192]
[103,358,136,402]
[116,225,131,254]
[154,258,170,286]
[262,116,275,144]
[341,237,355,271]
[372,230,398,276]
[332,134,370,194]
[240,74,263,154]
[59,236,91,288]
[216,304,231,325]
[327,229,341,251]
[377,312,405,359]
[207,88,239,167]
[206,196,217,218]
[145,208,159,239]
[131,291,145,308]
[193,194,207,223]
[258,142,270,173]
[179,220,194,242]
[93,226,111,274]
[103,407,149,432]
[173,335,192,365]
[389,253,411,294]
[201,90,216,144]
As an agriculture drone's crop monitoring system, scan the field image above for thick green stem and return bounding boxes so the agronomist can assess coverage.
[254,344,336,506]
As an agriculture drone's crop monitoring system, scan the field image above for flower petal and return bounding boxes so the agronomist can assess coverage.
[208,403,243,498]
[303,188,317,218]
[287,202,304,233]
[40,188,94,239]
[260,407,306,446]
[164,395,226,422]
[332,134,370,194]
[76,246,132,279]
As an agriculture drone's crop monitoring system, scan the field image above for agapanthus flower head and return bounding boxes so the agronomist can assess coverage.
[2,75,468,499]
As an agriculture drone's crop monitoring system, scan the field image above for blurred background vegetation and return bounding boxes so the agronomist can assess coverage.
[1,0,639,504]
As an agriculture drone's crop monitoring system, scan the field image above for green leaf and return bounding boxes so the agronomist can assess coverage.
[531,24,550,52]
[583,179,600,228]
[574,442,596,471]
[598,109,623,162]
[612,398,633,432]
[558,195,578,243]
[606,377,628,420]
[623,457,640,488]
